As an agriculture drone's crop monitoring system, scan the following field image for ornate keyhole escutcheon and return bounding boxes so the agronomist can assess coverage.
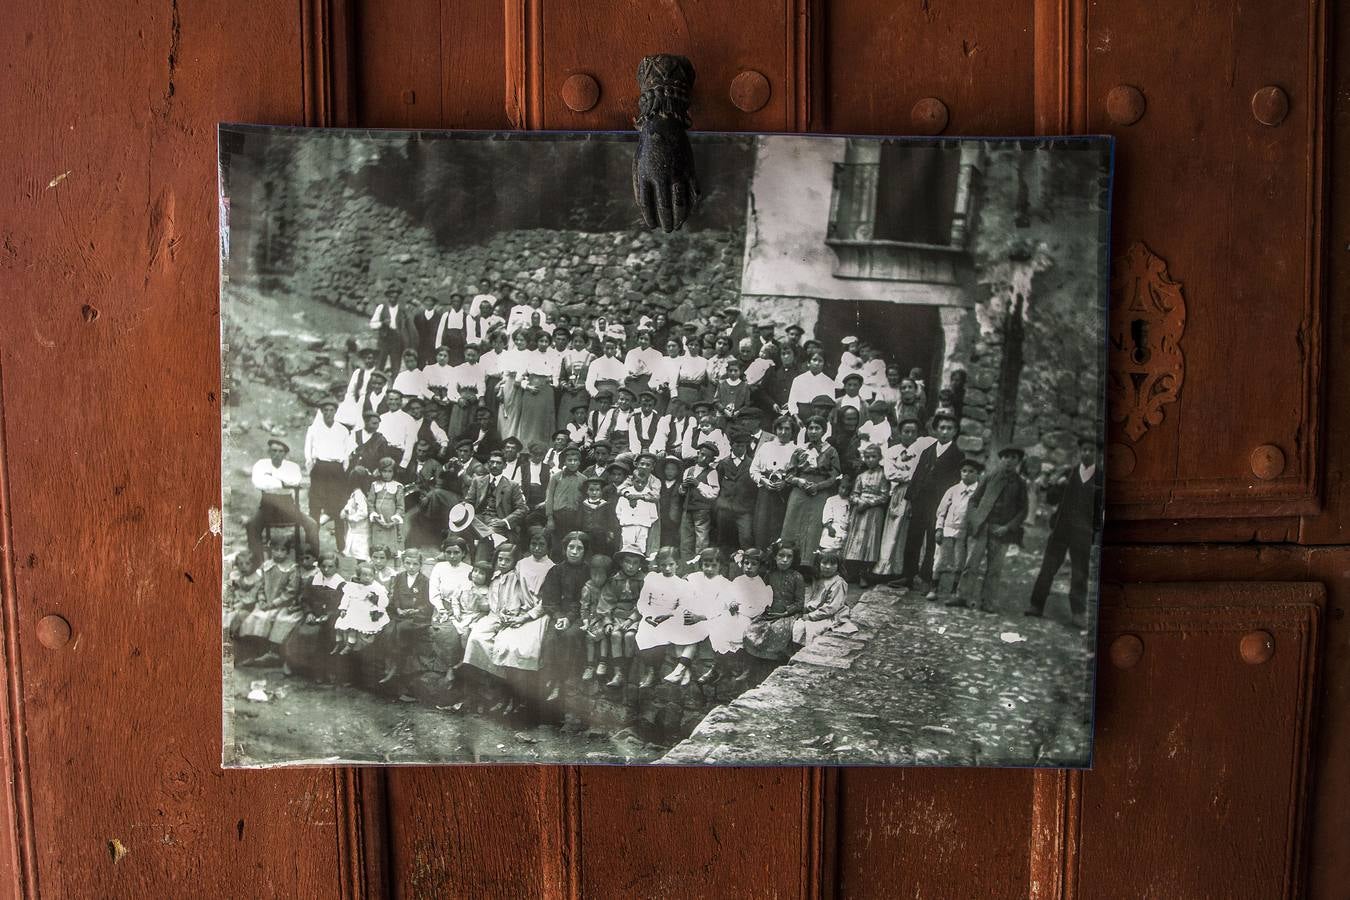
[1108,242,1186,444]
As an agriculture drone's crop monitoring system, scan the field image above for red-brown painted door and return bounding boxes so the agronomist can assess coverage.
[1,1,1343,896]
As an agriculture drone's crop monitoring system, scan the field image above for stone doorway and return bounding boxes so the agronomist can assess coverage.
[814,299,946,387]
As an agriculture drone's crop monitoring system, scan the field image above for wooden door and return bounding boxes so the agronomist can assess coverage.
[1,0,1343,896]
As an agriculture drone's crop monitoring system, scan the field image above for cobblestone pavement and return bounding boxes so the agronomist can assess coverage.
[661,545,1097,766]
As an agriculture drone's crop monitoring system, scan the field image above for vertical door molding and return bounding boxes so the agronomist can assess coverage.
[1032,0,1088,135]
[301,0,355,128]
[0,366,38,898]
[301,4,381,896]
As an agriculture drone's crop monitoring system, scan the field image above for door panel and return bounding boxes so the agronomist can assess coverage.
[1080,582,1320,899]
[1087,1,1325,520]
[0,1,355,896]
[835,769,1035,898]
[825,0,1038,136]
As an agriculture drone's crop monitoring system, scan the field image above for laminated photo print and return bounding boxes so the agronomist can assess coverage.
[218,125,1111,767]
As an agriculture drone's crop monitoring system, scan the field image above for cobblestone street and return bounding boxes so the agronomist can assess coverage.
[663,545,1096,766]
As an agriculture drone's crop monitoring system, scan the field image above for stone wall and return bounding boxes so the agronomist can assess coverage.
[946,143,1108,471]
[264,187,746,326]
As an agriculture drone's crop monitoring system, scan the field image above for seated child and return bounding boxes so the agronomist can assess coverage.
[743,540,807,661]
[793,551,851,646]
[600,547,646,688]
[634,547,709,687]
[333,562,391,654]
[579,554,615,682]
[369,545,398,592]
[683,548,733,684]
[226,550,264,655]
[428,537,474,623]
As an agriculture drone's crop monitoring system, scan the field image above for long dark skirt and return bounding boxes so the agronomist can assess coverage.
[782,486,829,554]
[752,484,790,548]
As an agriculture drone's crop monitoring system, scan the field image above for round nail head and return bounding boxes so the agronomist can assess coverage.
[36,614,71,649]
[730,70,771,113]
[1240,630,1275,665]
[911,97,949,135]
[1251,86,1289,127]
[1110,634,1144,669]
[1106,85,1146,126]
[561,74,600,113]
[1250,444,1285,480]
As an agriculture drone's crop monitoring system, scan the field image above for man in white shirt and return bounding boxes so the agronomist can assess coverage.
[358,370,390,422]
[337,347,379,428]
[627,390,666,456]
[377,390,419,468]
[659,397,697,460]
[304,399,352,546]
[681,401,732,462]
[245,437,320,560]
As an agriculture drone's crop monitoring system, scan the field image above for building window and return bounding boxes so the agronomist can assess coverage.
[873,144,962,245]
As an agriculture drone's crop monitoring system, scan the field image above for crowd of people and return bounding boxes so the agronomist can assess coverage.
[227,289,1102,720]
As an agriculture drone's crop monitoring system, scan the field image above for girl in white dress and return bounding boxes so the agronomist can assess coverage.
[634,547,709,686]
[333,562,390,653]
[428,537,474,623]
[682,547,734,684]
[339,486,371,563]
[720,548,773,683]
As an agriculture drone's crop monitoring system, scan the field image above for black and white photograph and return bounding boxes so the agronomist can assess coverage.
[219,126,1111,767]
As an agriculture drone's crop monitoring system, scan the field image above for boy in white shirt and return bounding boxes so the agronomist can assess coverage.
[928,459,984,602]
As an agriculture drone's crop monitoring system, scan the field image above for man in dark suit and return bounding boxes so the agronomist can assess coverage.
[951,446,1029,613]
[515,442,552,528]
[714,431,757,554]
[466,450,528,561]
[404,462,461,551]
[1025,437,1103,628]
[895,412,966,589]
[412,297,448,367]
[459,406,501,463]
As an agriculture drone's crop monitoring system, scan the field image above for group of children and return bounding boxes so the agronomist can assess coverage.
[227,523,857,717]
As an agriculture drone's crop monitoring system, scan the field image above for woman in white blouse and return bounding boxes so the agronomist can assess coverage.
[787,351,837,420]
[750,414,800,546]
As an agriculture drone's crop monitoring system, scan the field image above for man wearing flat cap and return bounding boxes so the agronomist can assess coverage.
[368,291,420,375]
[304,398,352,550]
[1025,437,1103,629]
[246,437,320,561]
[951,446,1029,613]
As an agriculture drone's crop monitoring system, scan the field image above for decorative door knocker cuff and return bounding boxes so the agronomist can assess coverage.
[633,54,701,232]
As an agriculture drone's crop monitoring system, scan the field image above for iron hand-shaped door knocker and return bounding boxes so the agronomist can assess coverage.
[633,54,700,232]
